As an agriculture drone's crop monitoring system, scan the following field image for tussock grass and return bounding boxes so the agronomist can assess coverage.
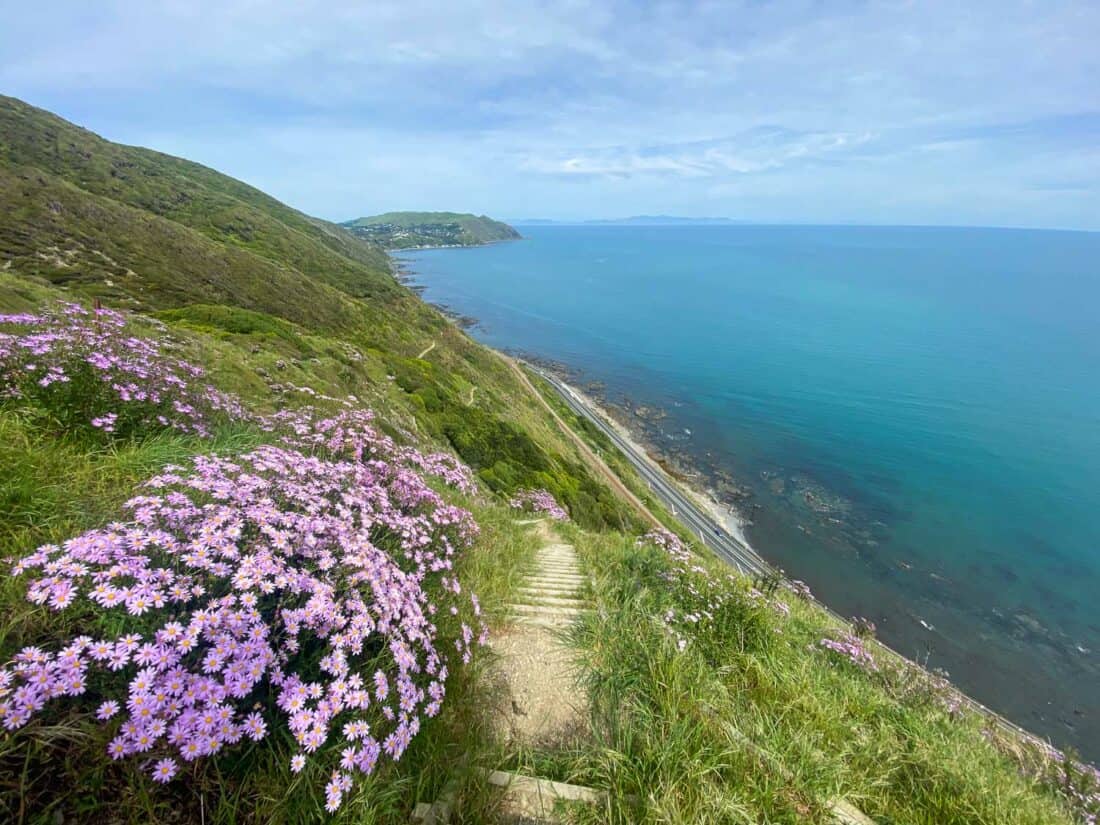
[552,526,1076,824]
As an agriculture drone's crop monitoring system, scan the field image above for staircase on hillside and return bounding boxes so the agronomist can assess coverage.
[412,520,605,824]
[507,537,589,630]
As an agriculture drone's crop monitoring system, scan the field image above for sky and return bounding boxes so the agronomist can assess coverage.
[2,1,1098,230]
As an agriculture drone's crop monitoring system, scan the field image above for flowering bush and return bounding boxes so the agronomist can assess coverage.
[879,662,964,717]
[508,488,568,521]
[0,303,247,438]
[850,616,877,639]
[820,623,973,718]
[637,529,777,652]
[785,579,812,600]
[263,406,478,497]
[0,407,487,813]
[819,630,878,672]
[1033,744,1100,825]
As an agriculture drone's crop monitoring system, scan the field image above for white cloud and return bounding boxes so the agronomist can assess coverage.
[521,129,878,179]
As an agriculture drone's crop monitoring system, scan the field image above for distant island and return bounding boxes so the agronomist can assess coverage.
[510,215,744,226]
[341,211,521,249]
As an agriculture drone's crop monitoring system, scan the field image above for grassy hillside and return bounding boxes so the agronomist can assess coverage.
[0,97,391,284]
[0,96,1094,824]
[342,211,521,249]
[0,97,631,531]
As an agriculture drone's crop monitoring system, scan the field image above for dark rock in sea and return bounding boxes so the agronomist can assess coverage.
[715,479,753,501]
[761,470,786,496]
[1003,609,1088,667]
[434,304,479,329]
[789,473,852,517]
[632,404,668,422]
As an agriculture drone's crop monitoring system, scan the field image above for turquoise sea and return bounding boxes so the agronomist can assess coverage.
[400,225,1100,759]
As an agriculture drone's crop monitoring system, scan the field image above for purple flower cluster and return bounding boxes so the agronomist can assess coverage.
[261,406,477,497]
[1034,745,1100,824]
[785,579,812,600]
[0,407,487,813]
[818,631,878,672]
[884,664,965,717]
[0,303,246,438]
[508,488,568,521]
[637,529,772,650]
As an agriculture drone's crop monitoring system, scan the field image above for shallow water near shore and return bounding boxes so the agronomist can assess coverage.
[399,224,1100,759]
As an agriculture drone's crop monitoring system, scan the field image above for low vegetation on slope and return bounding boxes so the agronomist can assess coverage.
[548,527,1089,823]
[341,212,521,249]
[0,96,1095,824]
[0,95,391,298]
[0,97,632,534]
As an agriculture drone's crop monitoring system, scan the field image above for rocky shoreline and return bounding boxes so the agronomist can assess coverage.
[392,259,480,329]
[514,353,932,589]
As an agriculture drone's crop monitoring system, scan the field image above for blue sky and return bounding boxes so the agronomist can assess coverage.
[2,2,1098,229]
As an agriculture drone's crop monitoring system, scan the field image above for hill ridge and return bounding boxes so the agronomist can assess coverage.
[342,210,521,249]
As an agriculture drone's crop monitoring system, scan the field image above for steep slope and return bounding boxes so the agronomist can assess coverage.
[0,165,368,332]
[342,211,521,248]
[0,95,393,303]
[0,95,636,531]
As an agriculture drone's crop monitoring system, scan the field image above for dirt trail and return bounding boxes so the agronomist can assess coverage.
[491,520,590,746]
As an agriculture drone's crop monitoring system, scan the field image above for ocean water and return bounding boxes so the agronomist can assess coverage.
[400,224,1100,758]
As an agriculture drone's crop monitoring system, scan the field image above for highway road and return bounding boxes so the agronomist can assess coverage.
[531,366,772,579]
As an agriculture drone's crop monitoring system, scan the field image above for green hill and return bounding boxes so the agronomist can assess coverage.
[0,96,1089,824]
[0,95,402,335]
[342,210,521,248]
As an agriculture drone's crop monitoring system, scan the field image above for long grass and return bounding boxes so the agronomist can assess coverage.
[1,94,1091,820]
[551,526,1077,824]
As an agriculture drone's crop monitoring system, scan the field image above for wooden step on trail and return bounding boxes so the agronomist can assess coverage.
[410,769,610,824]
[515,592,588,608]
[532,576,581,584]
[491,524,592,748]
[517,581,581,592]
[483,769,608,822]
[507,602,584,617]
[410,520,602,822]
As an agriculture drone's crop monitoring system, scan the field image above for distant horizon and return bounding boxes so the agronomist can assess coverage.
[8,89,1097,237]
[502,216,1099,233]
